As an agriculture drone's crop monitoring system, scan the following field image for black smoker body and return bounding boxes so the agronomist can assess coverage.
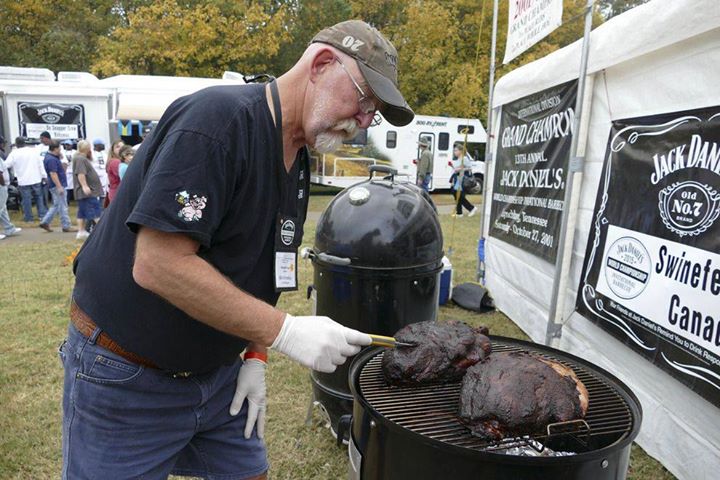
[309,166,444,438]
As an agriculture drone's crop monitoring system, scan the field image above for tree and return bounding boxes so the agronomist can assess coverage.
[2,0,611,121]
[92,0,291,78]
[0,0,124,72]
[270,0,352,76]
[597,0,650,20]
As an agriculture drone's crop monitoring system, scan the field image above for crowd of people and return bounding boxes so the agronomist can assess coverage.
[0,131,134,240]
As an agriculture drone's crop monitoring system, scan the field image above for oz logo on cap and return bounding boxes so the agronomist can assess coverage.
[281,219,296,246]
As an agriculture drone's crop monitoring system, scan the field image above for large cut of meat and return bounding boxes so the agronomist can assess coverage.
[382,321,491,386]
[458,351,589,440]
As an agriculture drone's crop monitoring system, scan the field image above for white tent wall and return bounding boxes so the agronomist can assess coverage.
[483,1,720,479]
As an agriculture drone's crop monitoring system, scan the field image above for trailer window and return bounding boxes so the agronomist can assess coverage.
[386,131,397,148]
[457,125,475,135]
[438,133,449,151]
[466,142,485,161]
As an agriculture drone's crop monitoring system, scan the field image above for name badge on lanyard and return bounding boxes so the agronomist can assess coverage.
[270,80,308,292]
[274,214,299,291]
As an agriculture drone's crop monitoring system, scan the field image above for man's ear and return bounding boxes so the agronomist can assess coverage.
[309,47,336,83]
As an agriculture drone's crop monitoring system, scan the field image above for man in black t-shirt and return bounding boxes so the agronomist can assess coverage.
[62,20,414,480]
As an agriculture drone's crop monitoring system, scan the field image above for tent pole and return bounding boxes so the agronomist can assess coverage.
[476,0,499,284]
[544,0,595,345]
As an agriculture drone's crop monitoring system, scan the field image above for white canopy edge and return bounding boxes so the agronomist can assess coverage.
[493,0,720,109]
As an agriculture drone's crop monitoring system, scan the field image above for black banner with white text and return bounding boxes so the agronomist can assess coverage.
[18,102,86,140]
[489,80,577,263]
[577,106,720,408]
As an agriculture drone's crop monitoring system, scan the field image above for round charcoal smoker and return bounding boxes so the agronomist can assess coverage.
[306,166,444,440]
[348,338,643,480]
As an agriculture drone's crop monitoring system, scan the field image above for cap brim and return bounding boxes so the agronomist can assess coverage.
[357,62,414,127]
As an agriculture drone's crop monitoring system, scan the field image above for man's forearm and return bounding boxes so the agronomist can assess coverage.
[77,174,89,190]
[133,229,285,347]
[50,172,62,190]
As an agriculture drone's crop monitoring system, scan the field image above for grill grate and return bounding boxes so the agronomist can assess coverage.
[358,340,635,453]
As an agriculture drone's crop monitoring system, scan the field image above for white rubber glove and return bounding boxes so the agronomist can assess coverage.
[229,358,267,439]
[271,314,372,373]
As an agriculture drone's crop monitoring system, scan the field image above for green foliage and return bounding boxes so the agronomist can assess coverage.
[3,0,611,120]
[597,0,650,19]
[271,0,352,75]
[92,0,291,77]
[0,0,120,72]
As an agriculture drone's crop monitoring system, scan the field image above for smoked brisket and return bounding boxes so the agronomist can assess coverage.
[382,321,491,386]
[458,351,589,440]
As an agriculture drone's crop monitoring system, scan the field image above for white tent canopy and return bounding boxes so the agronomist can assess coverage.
[483,1,720,479]
[100,74,246,121]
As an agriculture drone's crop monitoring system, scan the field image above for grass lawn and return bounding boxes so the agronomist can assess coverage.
[0,193,674,479]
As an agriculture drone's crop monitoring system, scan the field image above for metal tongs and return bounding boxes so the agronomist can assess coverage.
[369,334,416,348]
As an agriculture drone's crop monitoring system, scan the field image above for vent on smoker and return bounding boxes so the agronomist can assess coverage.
[358,340,635,453]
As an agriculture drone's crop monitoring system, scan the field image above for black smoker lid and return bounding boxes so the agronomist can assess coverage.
[314,168,443,269]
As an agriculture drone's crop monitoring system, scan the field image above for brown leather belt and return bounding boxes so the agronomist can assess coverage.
[70,299,161,370]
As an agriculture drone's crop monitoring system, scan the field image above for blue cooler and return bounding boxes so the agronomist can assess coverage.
[439,256,453,305]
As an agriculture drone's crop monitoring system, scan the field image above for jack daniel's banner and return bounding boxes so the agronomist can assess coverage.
[18,102,86,140]
[577,106,720,408]
[489,80,577,262]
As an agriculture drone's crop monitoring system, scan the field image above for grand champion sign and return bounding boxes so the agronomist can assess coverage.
[489,80,577,263]
[577,106,720,407]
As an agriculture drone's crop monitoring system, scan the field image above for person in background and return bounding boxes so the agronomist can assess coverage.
[105,140,124,204]
[118,144,134,180]
[39,141,76,233]
[450,143,477,217]
[62,140,76,201]
[38,131,53,205]
[91,138,109,205]
[62,139,76,163]
[415,137,433,191]
[4,137,47,222]
[0,134,7,161]
[0,139,22,240]
[63,19,412,479]
[72,140,103,240]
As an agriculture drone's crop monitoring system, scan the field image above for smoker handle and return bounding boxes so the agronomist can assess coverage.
[337,415,352,447]
[368,165,397,181]
[317,252,352,266]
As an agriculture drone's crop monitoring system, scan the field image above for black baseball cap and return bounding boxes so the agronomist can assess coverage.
[312,20,414,126]
[40,131,51,139]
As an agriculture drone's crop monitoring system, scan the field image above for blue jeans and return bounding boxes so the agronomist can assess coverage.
[0,185,18,234]
[19,182,47,222]
[60,323,268,479]
[41,188,71,229]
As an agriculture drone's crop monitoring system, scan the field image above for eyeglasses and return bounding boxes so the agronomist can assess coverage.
[335,57,379,116]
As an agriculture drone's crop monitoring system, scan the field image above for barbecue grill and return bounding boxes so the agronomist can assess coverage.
[348,337,642,480]
[307,166,444,439]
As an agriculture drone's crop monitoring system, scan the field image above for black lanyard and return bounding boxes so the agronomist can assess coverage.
[269,80,309,291]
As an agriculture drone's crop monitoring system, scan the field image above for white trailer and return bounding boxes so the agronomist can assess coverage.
[0,67,247,147]
[310,114,487,191]
[0,67,112,146]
